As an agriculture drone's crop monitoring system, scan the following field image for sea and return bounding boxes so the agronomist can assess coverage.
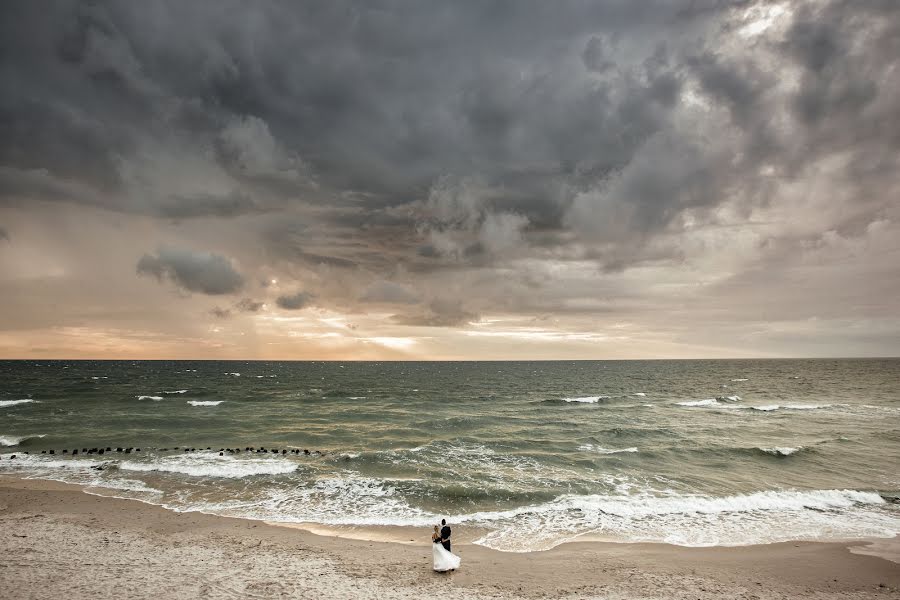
[1,359,898,552]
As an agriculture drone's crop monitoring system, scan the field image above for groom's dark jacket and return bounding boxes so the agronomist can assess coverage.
[440,525,451,551]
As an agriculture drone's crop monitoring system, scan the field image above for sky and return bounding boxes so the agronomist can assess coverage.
[0,0,898,360]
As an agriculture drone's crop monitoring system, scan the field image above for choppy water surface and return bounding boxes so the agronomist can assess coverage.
[1,359,898,551]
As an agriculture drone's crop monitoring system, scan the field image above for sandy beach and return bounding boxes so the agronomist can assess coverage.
[1,476,897,599]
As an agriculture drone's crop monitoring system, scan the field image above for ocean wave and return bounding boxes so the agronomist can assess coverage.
[0,399,37,408]
[563,396,609,403]
[717,395,742,402]
[119,453,297,478]
[758,446,803,457]
[163,389,188,394]
[0,453,110,470]
[731,378,749,382]
[737,404,832,412]
[578,444,638,454]
[187,400,224,406]
[382,441,580,487]
[467,488,895,551]
[633,392,646,397]
[0,434,46,447]
[137,395,163,401]
[676,399,718,407]
[202,475,435,527]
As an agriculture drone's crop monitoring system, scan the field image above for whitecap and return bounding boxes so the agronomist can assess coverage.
[348,396,367,400]
[163,389,188,394]
[187,400,224,406]
[91,376,108,380]
[731,378,749,382]
[676,399,718,407]
[578,444,639,454]
[633,392,646,397]
[563,396,609,403]
[119,453,296,478]
[759,446,802,456]
[137,395,163,401]
[0,434,45,446]
[0,399,37,408]
[224,372,241,377]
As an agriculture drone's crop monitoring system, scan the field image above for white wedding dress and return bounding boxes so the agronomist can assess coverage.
[432,541,461,572]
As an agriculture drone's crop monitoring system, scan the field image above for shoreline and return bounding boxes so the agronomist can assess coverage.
[2,475,898,599]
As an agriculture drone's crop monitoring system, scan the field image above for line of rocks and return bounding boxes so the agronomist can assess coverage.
[3,445,332,460]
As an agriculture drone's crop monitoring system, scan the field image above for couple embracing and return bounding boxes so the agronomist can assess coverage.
[431,518,461,572]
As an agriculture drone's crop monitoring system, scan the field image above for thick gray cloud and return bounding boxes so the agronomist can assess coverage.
[360,281,421,305]
[2,1,899,357]
[276,291,313,310]
[137,246,244,295]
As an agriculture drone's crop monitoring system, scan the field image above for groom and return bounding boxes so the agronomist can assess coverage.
[440,518,452,552]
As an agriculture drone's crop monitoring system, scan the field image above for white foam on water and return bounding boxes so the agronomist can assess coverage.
[633,392,646,397]
[759,447,802,456]
[187,400,224,406]
[467,488,898,552]
[348,396,367,400]
[0,434,46,446]
[0,453,110,471]
[163,389,188,394]
[748,405,780,411]
[578,444,638,454]
[677,398,718,407]
[224,372,241,376]
[718,395,742,402]
[731,378,749,382]
[4,453,897,553]
[0,399,37,407]
[208,474,436,527]
[91,376,108,380]
[563,396,608,403]
[119,453,297,478]
[137,395,163,401]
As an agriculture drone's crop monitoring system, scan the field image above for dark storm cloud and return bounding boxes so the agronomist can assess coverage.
[137,246,245,295]
[2,0,898,288]
[0,2,717,225]
[276,291,313,310]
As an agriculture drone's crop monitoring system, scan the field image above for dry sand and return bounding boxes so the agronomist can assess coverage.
[1,476,898,599]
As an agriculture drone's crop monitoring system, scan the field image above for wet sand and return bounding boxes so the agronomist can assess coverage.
[1,476,898,599]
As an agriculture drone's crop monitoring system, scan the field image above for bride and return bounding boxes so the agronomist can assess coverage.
[432,525,461,572]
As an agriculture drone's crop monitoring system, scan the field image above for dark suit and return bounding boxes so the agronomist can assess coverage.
[440,525,451,551]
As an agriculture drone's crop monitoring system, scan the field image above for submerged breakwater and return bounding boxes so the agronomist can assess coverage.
[1,359,899,551]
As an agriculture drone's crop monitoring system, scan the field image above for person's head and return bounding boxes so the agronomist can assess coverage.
[441,518,446,526]
[433,525,438,533]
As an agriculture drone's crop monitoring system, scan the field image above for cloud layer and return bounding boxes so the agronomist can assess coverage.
[1,1,898,358]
